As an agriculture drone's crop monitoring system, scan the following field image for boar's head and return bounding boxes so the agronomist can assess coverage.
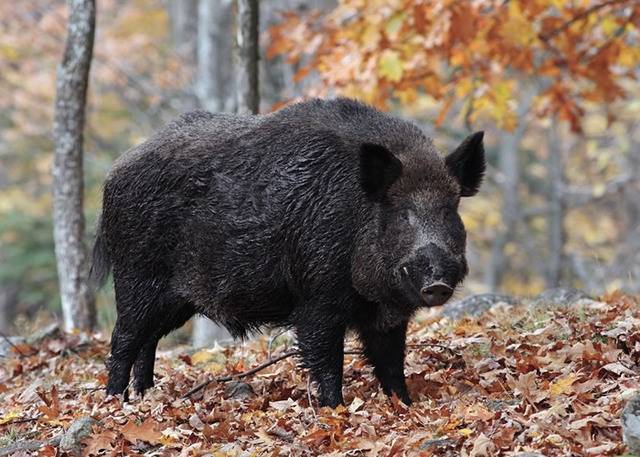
[353,131,485,316]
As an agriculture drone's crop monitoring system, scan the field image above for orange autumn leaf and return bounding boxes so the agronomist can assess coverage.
[36,385,60,420]
[83,430,118,456]
[268,0,638,131]
[121,417,164,445]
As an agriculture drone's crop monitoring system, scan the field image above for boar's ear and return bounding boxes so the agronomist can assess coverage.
[445,131,485,197]
[359,143,403,199]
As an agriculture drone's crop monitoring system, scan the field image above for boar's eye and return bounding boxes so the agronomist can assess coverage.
[445,131,485,197]
[403,208,418,226]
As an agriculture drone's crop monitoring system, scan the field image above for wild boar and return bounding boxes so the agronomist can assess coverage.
[91,98,484,407]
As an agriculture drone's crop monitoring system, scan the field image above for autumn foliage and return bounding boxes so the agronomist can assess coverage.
[268,0,640,131]
[1,294,639,455]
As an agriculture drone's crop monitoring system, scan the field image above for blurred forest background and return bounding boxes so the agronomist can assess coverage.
[0,0,638,345]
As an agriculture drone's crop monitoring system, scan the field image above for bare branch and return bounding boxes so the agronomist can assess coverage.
[562,174,634,206]
[539,0,628,41]
[182,349,302,399]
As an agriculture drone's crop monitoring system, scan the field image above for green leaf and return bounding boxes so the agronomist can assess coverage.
[378,50,403,82]
[384,12,406,36]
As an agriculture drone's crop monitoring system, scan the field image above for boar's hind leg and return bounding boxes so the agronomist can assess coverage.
[106,277,164,399]
[132,339,159,395]
[296,313,346,408]
[132,302,195,396]
[358,320,412,405]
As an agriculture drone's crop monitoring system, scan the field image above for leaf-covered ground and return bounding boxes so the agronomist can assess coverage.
[1,292,639,456]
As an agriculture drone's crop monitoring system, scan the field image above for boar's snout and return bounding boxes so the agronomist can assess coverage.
[421,282,454,307]
[397,242,463,308]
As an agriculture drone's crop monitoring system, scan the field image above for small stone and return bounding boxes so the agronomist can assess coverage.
[224,381,254,400]
[485,399,504,411]
[59,416,98,456]
[514,453,545,457]
[442,293,516,320]
[622,392,640,455]
[419,437,454,450]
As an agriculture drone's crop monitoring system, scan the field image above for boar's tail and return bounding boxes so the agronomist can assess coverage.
[89,217,111,289]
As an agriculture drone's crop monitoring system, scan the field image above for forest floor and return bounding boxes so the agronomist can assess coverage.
[0,292,639,456]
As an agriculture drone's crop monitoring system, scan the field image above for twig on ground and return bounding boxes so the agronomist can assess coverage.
[182,348,364,399]
[0,332,28,357]
[182,349,302,398]
[0,415,42,428]
[407,342,461,356]
[58,386,103,394]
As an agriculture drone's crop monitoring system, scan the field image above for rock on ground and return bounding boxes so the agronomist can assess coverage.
[622,392,640,454]
[224,381,255,400]
[59,416,98,455]
[0,440,46,457]
[441,293,516,320]
[526,287,592,310]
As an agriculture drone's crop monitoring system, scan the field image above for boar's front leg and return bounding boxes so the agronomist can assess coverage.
[295,311,346,408]
[358,320,412,405]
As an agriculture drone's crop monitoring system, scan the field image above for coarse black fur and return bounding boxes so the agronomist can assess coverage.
[92,98,485,406]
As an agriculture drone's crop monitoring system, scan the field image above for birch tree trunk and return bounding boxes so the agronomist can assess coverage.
[169,0,199,64]
[52,0,96,332]
[485,89,534,290]
[191,0,236,346]
[236,0,260,114]
[197,0,235,112]
[546,120,567,288]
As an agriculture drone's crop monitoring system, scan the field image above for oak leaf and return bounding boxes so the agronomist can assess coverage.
[121,417,164,445]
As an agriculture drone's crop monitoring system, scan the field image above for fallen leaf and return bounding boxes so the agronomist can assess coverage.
[469,432,496,456]
[601,362,635,376]
[37,385,60,419]
[549,373,576,396]
[0,409,21,425]
[121,417,164,445]
[348,397,364,413]
[83,430,117,456]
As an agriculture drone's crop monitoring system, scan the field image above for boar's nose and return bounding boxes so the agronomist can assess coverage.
[421,282,454,307]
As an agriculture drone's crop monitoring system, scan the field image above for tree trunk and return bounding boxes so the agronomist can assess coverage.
[197,0,235,112]
[485,131,521,290]
[52,0,96,332]
[485,89,534,290]
[546,119,567,288]
[192,317,231,348]
[614,121,640,292]
[191,0,237,346]
[236,0,260,114]
[0,282,18,334]
[169,0,199,64]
